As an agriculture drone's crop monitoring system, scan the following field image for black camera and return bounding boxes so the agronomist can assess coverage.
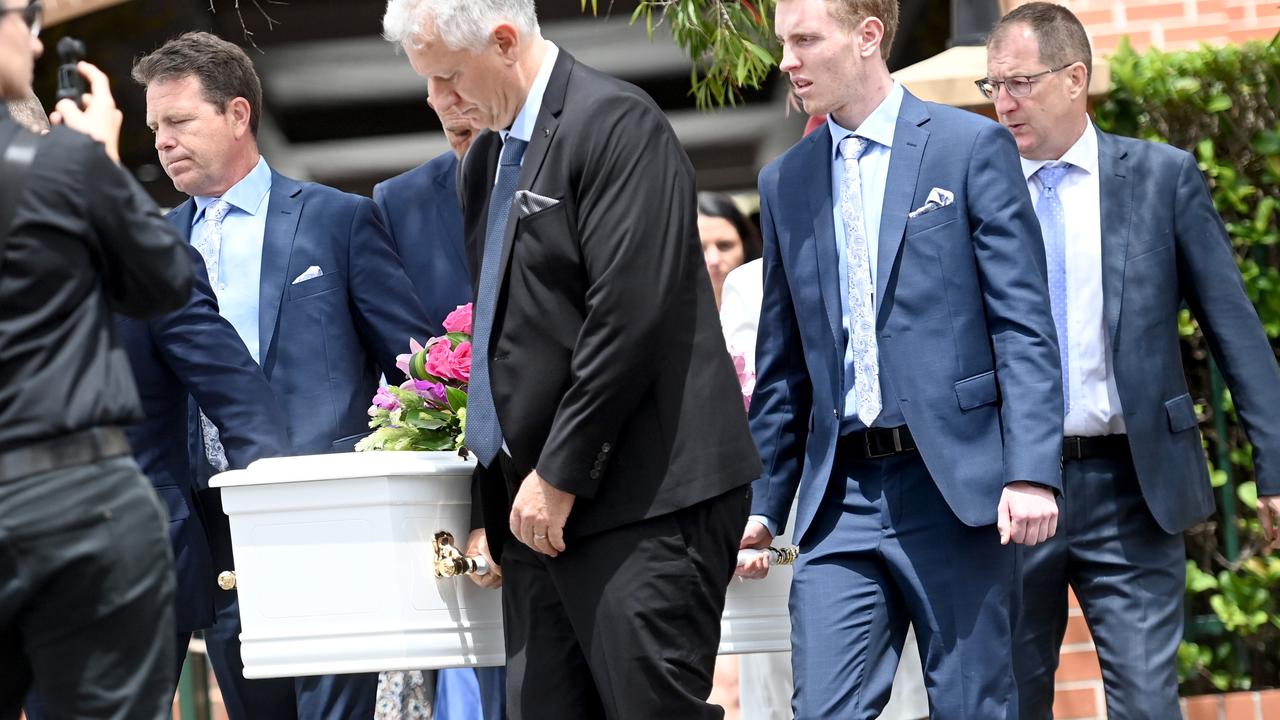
[55,37,87,110]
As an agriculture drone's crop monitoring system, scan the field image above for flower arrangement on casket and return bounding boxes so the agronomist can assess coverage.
[356,304,474,453]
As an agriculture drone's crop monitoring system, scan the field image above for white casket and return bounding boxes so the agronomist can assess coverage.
[212,452,792,678]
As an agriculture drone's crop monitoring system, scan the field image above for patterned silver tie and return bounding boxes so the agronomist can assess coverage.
[193,199,233,472]
[1034,162,1072,413]
[839,136,881,426]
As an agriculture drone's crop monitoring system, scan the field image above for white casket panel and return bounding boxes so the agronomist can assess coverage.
[213,452,792,677]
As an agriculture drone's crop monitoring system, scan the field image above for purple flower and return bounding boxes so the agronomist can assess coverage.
[402,378,447,406]
[373,386,400,412]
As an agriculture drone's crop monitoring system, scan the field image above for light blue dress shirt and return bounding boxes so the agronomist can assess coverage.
[828,81,905,433]
[192,156,272,363]
[501,42,559,149]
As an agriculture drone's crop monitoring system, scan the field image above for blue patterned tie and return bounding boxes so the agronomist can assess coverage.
[194,199,233,471]
[1035,162,1071,413]
[465,137,528,466]
[839,136,881,426]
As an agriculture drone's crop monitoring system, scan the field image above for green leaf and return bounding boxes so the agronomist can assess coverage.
[1206,94,1233,112]
[446,386,468,413]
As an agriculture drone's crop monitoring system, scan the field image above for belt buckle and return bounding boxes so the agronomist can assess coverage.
[863,428,902,460]
[1063,436,1083,459]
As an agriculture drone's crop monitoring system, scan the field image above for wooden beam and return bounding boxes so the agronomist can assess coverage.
[43,0,130,27]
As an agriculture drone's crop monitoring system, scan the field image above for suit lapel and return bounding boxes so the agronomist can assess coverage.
[799,132,844,352]
[258,172,303,374]
[876,92,930,320]
[1097,130,1131,347]
[494,48,572,296]
[168,200,196,239]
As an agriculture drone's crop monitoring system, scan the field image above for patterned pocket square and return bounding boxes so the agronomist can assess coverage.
[515,190,560,217]
[908,187,955,219]
[292,265,323,284]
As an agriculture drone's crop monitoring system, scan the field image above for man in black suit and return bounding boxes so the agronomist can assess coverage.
[382,1,762,717]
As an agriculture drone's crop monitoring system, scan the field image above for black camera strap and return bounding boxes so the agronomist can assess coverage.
[0,121,40,278]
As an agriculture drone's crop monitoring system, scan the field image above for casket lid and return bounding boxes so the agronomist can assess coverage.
[210,451,475,487]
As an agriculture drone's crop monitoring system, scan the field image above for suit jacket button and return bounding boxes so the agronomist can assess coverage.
[601,443,612,452]
[589,470,601,480]
[833,409,839,419]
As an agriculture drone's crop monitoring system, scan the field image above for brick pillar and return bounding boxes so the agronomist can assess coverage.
[1053,589,1107,720]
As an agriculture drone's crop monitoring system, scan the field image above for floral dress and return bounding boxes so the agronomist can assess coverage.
[374,670,434,719]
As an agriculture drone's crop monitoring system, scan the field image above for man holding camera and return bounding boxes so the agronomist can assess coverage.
[0,1,194,718]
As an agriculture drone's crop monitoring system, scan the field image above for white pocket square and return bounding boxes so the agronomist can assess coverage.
[908,187,955,219]
[515,190,560,217]
[291,265,323,284]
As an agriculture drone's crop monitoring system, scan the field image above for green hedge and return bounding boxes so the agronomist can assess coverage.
[1094,35,1280,694]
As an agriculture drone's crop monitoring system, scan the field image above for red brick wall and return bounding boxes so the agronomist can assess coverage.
[1006,0,1280,53]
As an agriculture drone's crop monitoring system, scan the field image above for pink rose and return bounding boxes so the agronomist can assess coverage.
[443,303,474,335]
[425,339,455,381]
[447,341,472,384]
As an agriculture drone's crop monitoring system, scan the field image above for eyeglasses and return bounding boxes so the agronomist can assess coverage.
[0,1,42,38]
[975,63,1073,100]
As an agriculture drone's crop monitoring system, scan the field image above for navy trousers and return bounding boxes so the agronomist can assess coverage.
[790,449,1018,719]
[1013,447,1184,720]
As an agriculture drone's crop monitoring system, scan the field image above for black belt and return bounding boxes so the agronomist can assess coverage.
[838,426,917,461]
[1062,434,1128,461]
[0,427,132,483]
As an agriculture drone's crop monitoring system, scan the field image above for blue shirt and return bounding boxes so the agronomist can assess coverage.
[192,156,272,363]
[828,81,905,432]
[502,42,559,148]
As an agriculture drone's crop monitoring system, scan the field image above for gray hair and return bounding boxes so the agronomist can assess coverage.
[382,0,540,51]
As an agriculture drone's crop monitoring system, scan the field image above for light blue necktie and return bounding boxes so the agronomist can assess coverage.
[839,135,881,426]
[465,137,528,466]
[1035,162,1071,413]
[194,198,233,471]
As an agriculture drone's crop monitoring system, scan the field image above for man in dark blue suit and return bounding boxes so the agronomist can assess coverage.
[984,5,1280,718]
[116,245,290,680]
[738,0,1063,716]
[133,31,433,720]
[374,109,473,336]
[374,109,506,720]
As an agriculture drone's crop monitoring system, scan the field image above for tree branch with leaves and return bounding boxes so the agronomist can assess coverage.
[582,0,780,110]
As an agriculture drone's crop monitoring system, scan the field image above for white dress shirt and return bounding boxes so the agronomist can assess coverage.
[1021,121,1126,437]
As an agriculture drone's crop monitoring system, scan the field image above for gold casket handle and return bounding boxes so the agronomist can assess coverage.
[432,531,490,579]
[217,570,237,590]
[736,545,800,568]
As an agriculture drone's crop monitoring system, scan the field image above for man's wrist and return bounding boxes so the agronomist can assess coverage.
[748,514,778,537]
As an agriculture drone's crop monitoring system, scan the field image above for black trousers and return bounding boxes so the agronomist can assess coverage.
[501,485,750,720]
[0,456,176,720]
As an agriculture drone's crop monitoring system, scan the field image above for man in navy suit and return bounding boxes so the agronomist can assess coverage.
[374,105,473,336]
[373,106,506,720]
[115,244,290,683]
[983,5,1280,717]
[738,0,1063,716]
[133,31,432,720]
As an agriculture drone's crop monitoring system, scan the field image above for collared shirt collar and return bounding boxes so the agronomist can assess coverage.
[1021,119,1099,181]
[827,81,904,160]
[193,155,273,226]
[502,42,559,145]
